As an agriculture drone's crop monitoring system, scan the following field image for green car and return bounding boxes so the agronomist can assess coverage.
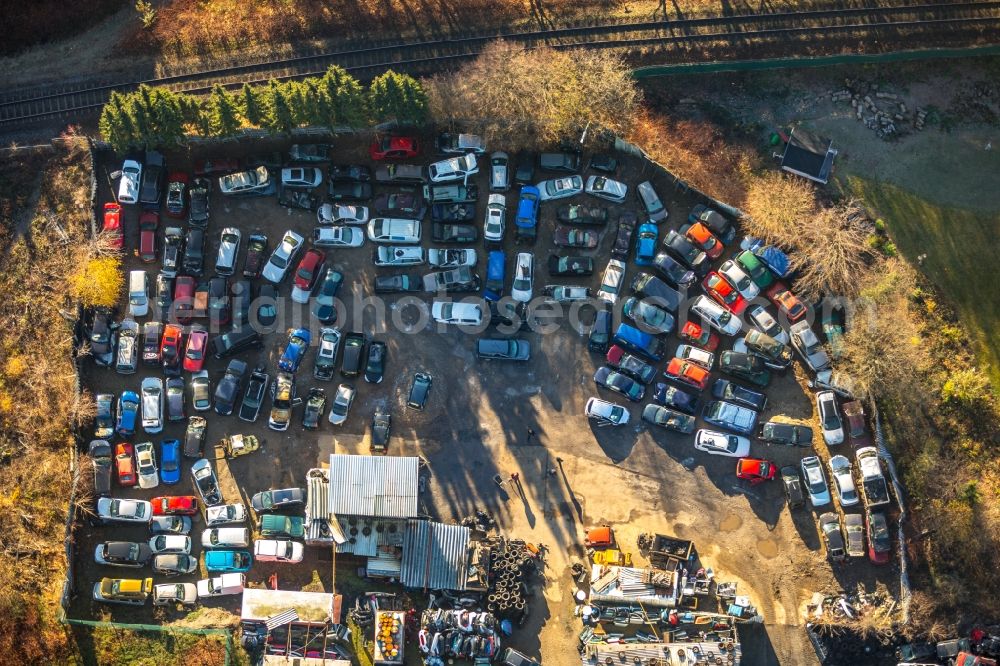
[736,250,774,289]
[719,351,771,388]
[259,514,305,538]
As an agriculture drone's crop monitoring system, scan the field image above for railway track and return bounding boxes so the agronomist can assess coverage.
[1,1,997,127]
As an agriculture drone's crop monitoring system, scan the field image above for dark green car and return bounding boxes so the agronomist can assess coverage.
[720,351,771,387]
[736,250,774,289]
[259,514,304,538]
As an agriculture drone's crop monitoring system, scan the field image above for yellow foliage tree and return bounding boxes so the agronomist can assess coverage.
[742,170,818,244]
[70,256,123,308]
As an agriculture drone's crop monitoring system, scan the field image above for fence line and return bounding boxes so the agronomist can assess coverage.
[873,404,911,626]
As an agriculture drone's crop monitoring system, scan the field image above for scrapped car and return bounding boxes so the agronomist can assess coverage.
[547,255,593,276]
[585,398,631,426]
[675,344,714,369]
[511,252,534,303]
[329,384,357,424]
[429,153,479,183]
[766,281,808,322]
[663,357,710,391]
[702,400,758,435]
[219,166,272,196]
[280,166,322,188]
[269,372,296,431]
[623,297,674,335]
[312,270,344,324]
[537,176,583,201]
[242,233,268,279]
[747,305,790,345]
[719,351,771,387]
[816,390,844,445]
[611,214,638,262]
[254,539,304,564]
[262,230,305,284]
[662,229,708,275]
[690,295,741,336]
[97,497,152,523]
[585,175,627,203]
[678,320,719,352]
[291,249,327,303]
[694,430,751,457]
[553,226,598,248]
[819,512,847,560]
[634,223,658,266]
[542,285,592,303]
[557,204,608,225]
[437,133,485,155]
[93,577,152,606]
[206,503,246,527]
[636,181,668,222]
[736,458,776,484]
[251,488,305,512]
[374,163,426,185]
[735,330,792,370]
[829,455,859,507]
[191,458,223,506]
[759,420,813,446]
[370,135,420,160]
[374,245,425,267]
[781,466,805,508]
[702,272,747,315]
[593,366,645,402]
[183,416,207,458]
[790,320,831,373]
[313,329,341,382]
[653,383,700,415]
[801,456,832,507]
[279,328,311,373]
[642,404,696,434]
[718,259,759,301]
[302,388,327,430]
[95,541,152,568]
[367,218,421,244]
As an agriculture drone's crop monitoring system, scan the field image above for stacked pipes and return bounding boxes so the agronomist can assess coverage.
[485,541,537,620]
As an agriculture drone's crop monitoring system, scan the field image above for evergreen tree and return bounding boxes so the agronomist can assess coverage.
[263,80,295,134]
[369,70,427,125]
[209,85,242,137]
[242,82,264,126]
[99,92,132,152]
[321,65,367,128]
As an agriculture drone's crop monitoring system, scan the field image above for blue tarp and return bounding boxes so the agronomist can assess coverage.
[756,245,790,278]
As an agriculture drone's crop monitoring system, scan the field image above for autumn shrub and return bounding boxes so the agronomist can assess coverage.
[941,368,993,408]
[70,255,124,308]
[741,170,817,243]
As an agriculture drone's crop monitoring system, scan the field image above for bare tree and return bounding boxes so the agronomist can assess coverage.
[795,200,874,298]
[741,170,817,245]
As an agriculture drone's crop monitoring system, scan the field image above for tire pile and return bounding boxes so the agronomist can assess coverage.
[418,609,500,662]
[485,540,538,621]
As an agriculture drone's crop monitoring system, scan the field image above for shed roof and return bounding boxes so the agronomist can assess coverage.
[781,128,837,184]
[400,520,470,591]
[326,454,419,519]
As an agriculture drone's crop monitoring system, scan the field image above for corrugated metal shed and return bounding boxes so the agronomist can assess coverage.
[400,520,470,591]
[305,468,345,545]
[327,454,419,519]
[366,548,402,579]
[336,518,403,557]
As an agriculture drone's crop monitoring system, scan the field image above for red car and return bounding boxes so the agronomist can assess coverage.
[138,211,158,263]
[161,324,183,366]
[183,327,209,372]
[114,443,136,487]
[369,135,420,160]
[194,158,240,176]
[736,458,776,483]
[151,495,199,516]
[165,172,189,218]
[173,276,195,323]
[765,281,807,322]
[678,321,720,352]
[103,202,124,249]
[685,222,723,260]
[664,357,710,391]
[292,249,326,299]
[702,272,747,315]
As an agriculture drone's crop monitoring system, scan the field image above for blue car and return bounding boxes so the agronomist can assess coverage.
[159,439,181,485]
[115,390,140,437]
[514,185,540,243]
[634,223,658,266]
[484,250,506,302]
[278,328,311,373]
[204,549,253,573]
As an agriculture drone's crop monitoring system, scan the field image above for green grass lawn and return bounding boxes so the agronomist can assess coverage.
[847,175,1000,386]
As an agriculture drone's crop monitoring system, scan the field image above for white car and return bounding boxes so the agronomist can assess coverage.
[196,572,245,598]
[693,429,751,457]
[117,159,142,204]
[429,248,477,269]
[140,377,163,434]
[431,301,483,326]
[219,166,271,195]
[537,176,583,201]
[317,203,369,225]
[816,391,844,445]
[718,260,760,301]
[511,252,534,303]
[801,456,832,507]
[691,295,742,336]
[367,218,421,244]
[254,539,305,563]
[134,441,159,490]
[829,455,859,507]
[205,503,246,527]
[97,497,152,523]
[747,305,789,344]
[191,370,212,412]
[215,227,242,276]
[280,167,322,188]
[585,175,628,203]
[489,152,510,191]
[128,270,148,318]
[790,320,831,373]
[148,534,191,555]
[262,230,305,283]
[328,383,357,425]
[428,153,479,183]
[374,246,425,267]
[675,344,714,369]
[201,527,250,549]
[598,259,626,304]
[153,582,197,606]
[313,226,365,248]
[585,397,631,426]
[484,194,506,243]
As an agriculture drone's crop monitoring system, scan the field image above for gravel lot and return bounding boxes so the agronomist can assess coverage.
[76,135,895,665]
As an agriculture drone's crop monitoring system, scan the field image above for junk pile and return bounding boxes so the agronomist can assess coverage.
[807,586,895,625]
[474,537,542,623]
[418,607,501,663]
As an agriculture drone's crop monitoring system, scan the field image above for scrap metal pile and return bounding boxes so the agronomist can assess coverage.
[419,608,501,663]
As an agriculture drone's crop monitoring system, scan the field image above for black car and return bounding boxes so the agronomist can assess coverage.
[514,153,536,184]
[781,466,805,508]
[166,376,186,422]
[89,440,112,496]
[96,541,153,567]
[142,321,161,366]
[278,185,319,211]
[588,154,619,174]
[538,152,580,173]
[376,192,427,219]
[432,223,477,243]
[183,228,205,276]
[183,416,207,458]
[371,407,391,453]
[94,393,116,438]
[759,420,814,446]
[593,366,645,402]
[214,359,247,415]
[242,233,268,279]
[139,151,165,206]
[341,332,366,377]
[230,279,253,327]
[689,204,735,243]
[642,404,696,434]
[430,202,475,223]
[374,274,421,293]
[547,255,594,276]
[630,272,682,312]
[188,177,210,228]
[407,373,433,410]
[251,488,305,512]
[290,144,331,162]
[88,307,117,366]
[312,269,343,324]
[255,283,278,328]
[662,229,709,275]
[711,379,767,411]
[611,212,637,260]
[653,382,700,415]
[162,227,184,276]
[154,274,173,321]
[719,351,771,387]
[328,181,373,201]
[588,308,612,354]
[239,367,269,423]
[365,341,386,384]
[302,388,326,430]
[652,252,697,288]
[328,164,372,182]
[210,326,262,359]
[477,337,531,361]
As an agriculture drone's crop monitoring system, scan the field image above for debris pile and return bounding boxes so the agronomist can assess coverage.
[418,608,500,662]
[824,79,929,140]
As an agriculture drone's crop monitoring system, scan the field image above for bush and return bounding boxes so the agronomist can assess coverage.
[70,256,123,308]
[742,170,817,244]
[941,368,993,407]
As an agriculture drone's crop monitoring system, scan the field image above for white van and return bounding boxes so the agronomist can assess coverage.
[128,270,149,317]
[201,527,250,549]
[196,572,244,597]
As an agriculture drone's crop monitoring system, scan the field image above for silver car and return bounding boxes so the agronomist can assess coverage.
[328,384,356,425]
[374,246,425,267]
[489,152,510,192]
[262,230,305,283]
[140,377,163,434]
[484,194,506,243]
[636,180,667,222]
[114,319,139,375]
[536,176,583,201]
[215,227,242,276]
[585,175,628,203]
[801,456,832,507]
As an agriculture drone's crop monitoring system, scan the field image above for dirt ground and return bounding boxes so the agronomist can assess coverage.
[72,134,898,665]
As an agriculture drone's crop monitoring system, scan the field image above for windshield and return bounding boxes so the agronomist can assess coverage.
[726,437,739,453]
[270,255,288,269]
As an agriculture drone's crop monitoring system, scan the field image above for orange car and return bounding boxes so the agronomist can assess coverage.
[679,321,720,352]
[765,281,807,322]
[684,222,723,260]
[664,357,710,390]
[114,443,136,487]
[151,495,199,516]
[702,272,747,315]
[103,202,124,250]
